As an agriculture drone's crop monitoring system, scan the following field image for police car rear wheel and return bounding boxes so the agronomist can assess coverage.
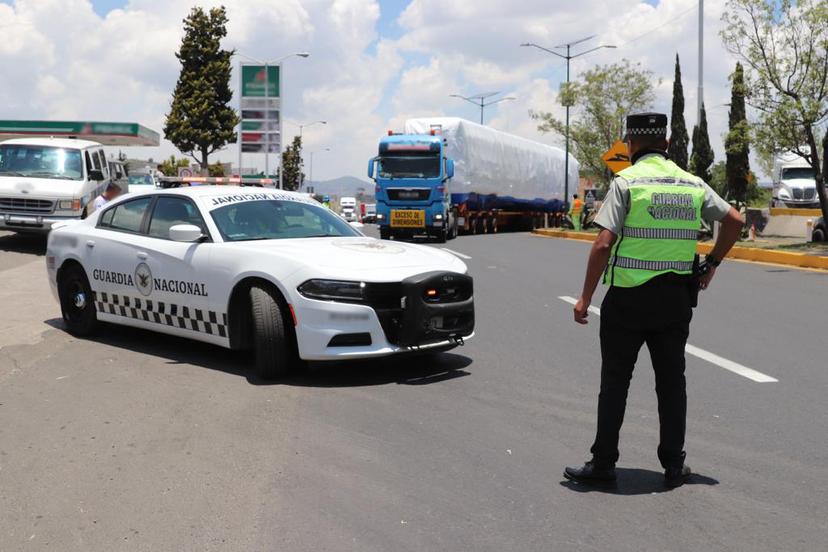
[58,264,97,336]
[250,285,293,380]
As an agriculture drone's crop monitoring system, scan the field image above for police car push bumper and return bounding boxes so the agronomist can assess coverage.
[293,271,474,360]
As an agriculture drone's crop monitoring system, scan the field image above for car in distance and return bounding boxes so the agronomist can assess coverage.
[46,186,475,379]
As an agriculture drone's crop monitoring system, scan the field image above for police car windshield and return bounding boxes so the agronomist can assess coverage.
[0,145,83,180]
[211,199,361,242]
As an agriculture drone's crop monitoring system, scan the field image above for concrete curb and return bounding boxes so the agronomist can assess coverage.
[532,228,828,271]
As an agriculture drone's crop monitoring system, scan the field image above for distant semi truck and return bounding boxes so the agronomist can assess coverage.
[772,152,818,208]
[368,117,578,242]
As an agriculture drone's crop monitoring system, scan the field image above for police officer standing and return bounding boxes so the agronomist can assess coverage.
[564,113,744,488]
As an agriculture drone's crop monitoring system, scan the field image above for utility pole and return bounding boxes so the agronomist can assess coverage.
[449,92,515,125]
[521,37,616,208]
[698,0,704,123]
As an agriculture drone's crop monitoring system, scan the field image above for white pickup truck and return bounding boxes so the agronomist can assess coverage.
[0,137,111,233]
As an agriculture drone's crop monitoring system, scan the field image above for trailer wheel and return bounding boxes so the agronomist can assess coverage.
[491,216,498,234]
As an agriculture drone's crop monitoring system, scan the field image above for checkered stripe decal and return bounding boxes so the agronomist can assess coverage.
[94,291,227,338]
[626,127,667,135]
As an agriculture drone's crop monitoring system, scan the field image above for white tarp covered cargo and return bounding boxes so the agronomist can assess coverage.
[404,117,578,201]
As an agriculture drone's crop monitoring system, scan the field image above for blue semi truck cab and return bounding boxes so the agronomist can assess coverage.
[368,132,456,242]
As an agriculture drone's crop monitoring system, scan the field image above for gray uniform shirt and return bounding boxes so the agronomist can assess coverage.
[594,153,732,235]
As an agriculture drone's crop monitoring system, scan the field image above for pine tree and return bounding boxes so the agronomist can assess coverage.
[725,62,750,206]
[689,103,714,183]
[281,136,305,191]
[668,54,689,170]
[164,6,239,170]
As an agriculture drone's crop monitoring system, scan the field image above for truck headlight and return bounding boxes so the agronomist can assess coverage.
[298,279,366,302]
[376,213,385,220]
[434,213,444,220]
[58,199,81,211]
[779,190,791,199]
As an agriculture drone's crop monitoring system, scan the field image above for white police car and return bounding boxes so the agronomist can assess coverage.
[46,186,474,379]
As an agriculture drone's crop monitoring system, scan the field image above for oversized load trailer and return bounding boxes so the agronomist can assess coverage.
[372,117,578,237]
[405,117,578,205]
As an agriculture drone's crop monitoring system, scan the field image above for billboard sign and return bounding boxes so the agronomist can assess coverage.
[240,64,281,157]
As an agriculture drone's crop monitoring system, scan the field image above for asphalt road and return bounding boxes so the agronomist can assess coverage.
[1,228,826,551]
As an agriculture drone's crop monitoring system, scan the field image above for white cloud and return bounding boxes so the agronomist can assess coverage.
[0,0,746,181]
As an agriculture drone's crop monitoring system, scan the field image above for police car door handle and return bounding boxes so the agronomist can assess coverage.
[136,251,148,260]
[86,240,95,248]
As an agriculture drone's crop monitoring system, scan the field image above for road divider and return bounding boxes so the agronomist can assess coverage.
[534,229,828,271]
[558,296,778,383]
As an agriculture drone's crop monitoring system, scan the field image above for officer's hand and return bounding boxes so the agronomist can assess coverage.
[574,297,590,325]
[698,265,716,290]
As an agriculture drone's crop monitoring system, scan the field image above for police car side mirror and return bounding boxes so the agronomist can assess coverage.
[169,224,204,242]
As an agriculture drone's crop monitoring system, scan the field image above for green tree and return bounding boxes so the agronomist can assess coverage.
[207,163,225,177]
[668,54,690,170]
[157,155,191,176]
[281,136,305,191]
[709,160,727,197]
[721,0,828,222]
[725,62,751,208]
[164,6,239,171]
[690,103,714,183]
[531,60,658,188]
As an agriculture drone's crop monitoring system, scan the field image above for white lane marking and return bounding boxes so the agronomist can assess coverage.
[442,248,472,259]
[559,295,602,316]
[558,296,778,383]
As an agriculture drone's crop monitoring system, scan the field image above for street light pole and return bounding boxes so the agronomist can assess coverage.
[521,38,616,208]
[449,92,516,125]
[308,147,330,191]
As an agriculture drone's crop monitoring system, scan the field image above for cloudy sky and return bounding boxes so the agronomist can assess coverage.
[0,0,741,181]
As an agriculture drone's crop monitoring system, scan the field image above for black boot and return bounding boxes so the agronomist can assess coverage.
[563,460,617,484]
[664,464,692,488]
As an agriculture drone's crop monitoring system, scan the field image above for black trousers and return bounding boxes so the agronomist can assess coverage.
[590,274,693,470]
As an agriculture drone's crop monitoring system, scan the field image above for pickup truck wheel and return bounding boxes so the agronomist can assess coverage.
[58,264,97,336]
[249,285,294,380]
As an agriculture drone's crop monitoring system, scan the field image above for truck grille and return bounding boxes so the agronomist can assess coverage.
[0,197,54,213]
[804,188,816,200]
[792,188,803,199]
[387,188,430,201]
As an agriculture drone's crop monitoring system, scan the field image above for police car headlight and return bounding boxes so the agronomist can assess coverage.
[298,279,366,302]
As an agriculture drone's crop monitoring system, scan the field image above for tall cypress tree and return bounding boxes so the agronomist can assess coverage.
[164,6,239,170]
[668,54,689,170]
[690,103,714,183]
[725,62,750,206]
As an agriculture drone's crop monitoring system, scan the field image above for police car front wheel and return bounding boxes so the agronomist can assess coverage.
[58,264,98,336]
[249,285,297,380]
